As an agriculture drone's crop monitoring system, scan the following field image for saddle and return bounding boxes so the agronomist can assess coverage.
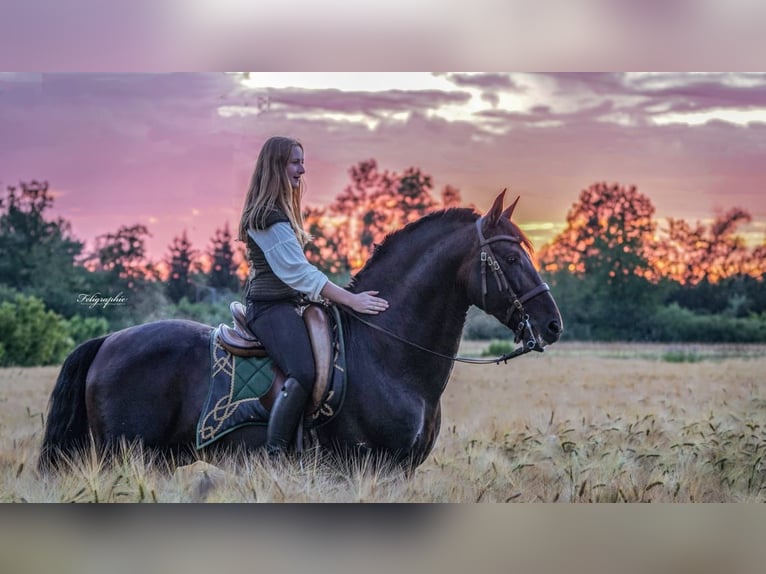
[214,301,335,414]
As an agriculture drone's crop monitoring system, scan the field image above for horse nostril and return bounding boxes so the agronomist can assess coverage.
[548,320,561,335]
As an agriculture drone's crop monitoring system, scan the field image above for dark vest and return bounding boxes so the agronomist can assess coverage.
[245,209,301,302]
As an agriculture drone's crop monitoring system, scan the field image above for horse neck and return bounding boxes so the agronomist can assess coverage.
[349,216,475,395]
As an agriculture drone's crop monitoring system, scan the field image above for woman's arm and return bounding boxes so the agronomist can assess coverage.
[320,282,389,315]
[250,224,388,314]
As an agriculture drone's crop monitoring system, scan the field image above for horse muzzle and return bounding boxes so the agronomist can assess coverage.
[513,313,562,350]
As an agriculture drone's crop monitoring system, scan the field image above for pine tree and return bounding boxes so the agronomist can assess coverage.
[207,223,240,291]
[165,231,199,303]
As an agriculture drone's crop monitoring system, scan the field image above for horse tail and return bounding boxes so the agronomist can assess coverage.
[38,335,108,472]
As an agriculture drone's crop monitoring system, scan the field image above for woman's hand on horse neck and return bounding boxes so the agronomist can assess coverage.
[320,282,389,315]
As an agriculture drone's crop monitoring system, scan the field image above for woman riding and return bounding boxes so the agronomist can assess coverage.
[238,136,389,455]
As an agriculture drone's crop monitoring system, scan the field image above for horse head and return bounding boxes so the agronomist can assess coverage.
[465,190,563,348]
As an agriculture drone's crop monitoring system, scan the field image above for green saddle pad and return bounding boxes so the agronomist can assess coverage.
[196,336,276,449]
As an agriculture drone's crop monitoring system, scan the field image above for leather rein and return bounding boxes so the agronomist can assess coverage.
[342,216,551,365]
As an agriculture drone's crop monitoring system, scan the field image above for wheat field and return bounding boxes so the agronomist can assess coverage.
[1,342,764,502]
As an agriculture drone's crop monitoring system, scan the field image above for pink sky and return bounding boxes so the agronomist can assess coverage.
[1,72,765,261]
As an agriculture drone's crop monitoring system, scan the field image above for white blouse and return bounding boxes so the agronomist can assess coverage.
[248,223,329,301]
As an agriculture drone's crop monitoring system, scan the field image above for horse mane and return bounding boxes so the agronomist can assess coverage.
[350,208,475,287]
[349,207,534,288]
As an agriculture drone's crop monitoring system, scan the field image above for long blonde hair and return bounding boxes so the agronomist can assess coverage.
[238,136,311,246]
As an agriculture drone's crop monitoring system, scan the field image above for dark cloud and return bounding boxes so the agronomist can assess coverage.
[446,73,520,90]
[441,73,520,112]
[646,81,766,112]
[545,73,766,113]
[501,74,766,133]
[476,100,617,128]
[538,73,629,94]
[250,87,471,118]
[481,92,500,107]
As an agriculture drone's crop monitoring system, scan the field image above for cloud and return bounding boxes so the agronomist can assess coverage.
[2,72,765,258]
[444,73,520,90]
[239,86,472,119]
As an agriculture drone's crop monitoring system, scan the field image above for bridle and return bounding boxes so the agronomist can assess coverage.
[475,216,551,350]
[341,216,552,365]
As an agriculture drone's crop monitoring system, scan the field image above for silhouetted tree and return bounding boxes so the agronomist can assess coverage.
[0,180,89,316]
[309,159,448,273]
[93,223,157,287]
[539,182,663,339]
[654,208,762,284]
[330,159,394,269]
[441,185,462,209]
[540,182,657,281]
[206,223,240,291]
[165,231,199,303]
[303,206,350,277]
[389,167,437,225]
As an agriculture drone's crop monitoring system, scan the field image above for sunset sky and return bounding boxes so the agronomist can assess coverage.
[1,72,765,260]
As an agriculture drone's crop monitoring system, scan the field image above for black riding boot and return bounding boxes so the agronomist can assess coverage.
[266,377,309,455]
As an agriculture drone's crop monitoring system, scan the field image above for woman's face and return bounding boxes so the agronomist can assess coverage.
[286,145,305,189]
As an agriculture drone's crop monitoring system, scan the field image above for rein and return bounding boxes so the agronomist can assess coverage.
[340,216,551,365]
[340,307,539,365]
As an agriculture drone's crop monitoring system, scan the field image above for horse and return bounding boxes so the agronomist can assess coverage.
[39,191,562,472]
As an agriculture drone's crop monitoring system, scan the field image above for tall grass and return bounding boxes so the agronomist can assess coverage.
[2,344,765,502]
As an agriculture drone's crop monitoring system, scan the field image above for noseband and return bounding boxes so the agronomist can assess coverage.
[476,217,550,350]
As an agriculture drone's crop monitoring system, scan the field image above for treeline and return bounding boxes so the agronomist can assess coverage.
[0,162,460,366]
[2,171,765,366]
[0,181,242,365]
[535,183,766,343]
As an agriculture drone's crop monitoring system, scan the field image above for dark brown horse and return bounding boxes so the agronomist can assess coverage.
[39,191,562,470]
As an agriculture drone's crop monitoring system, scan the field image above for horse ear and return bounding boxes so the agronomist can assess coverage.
[486,188,507,226]
[501,195,520,220]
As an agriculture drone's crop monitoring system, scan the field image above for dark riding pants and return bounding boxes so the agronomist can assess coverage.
[246,300,315,395]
